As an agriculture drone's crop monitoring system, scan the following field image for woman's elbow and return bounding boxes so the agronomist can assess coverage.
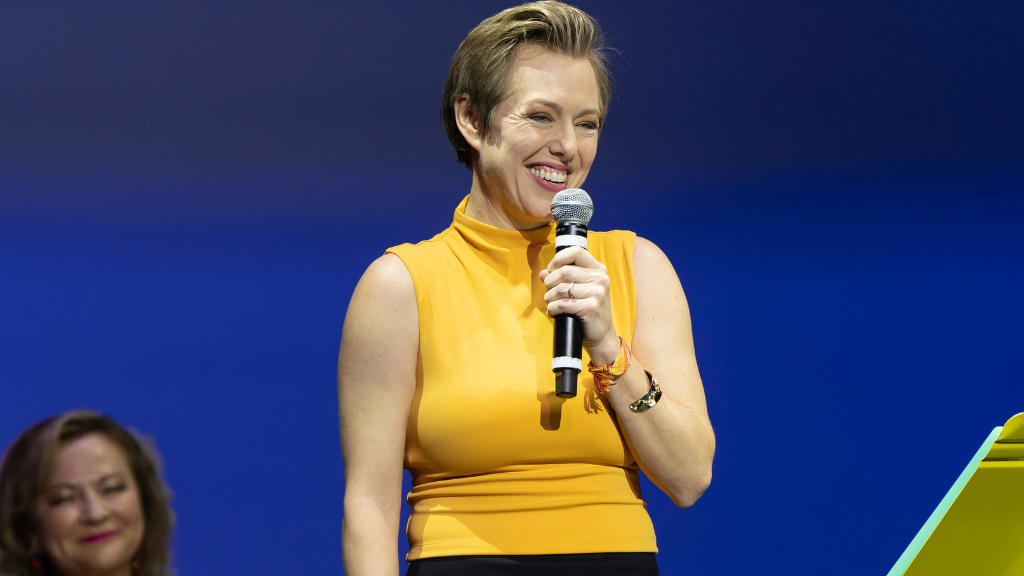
[667,466,712,508]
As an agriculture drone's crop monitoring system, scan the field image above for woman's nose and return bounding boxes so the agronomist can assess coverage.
[80,491,110,524]
[548,121,577,160]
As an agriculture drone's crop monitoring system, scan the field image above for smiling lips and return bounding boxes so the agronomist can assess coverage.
[80,531,117,544]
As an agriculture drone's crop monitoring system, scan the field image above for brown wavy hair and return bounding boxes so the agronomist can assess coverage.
[0,411,174,576]
[441,0,612,167]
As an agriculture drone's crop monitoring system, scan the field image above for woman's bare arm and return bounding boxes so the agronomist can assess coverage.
[541,238,715,506]
[604,237,715,506]
[338,254,418,576]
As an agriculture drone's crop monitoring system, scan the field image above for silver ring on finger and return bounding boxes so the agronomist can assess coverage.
[568,282,575,300]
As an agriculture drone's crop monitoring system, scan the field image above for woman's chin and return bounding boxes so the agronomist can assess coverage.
[521,200,556,226]
[520,188,560,220]
[69,544,136,575]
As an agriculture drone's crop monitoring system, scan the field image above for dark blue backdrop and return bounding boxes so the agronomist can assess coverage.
[1,1,1021,574]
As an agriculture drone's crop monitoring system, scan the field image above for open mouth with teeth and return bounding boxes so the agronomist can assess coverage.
[529,166,568,185]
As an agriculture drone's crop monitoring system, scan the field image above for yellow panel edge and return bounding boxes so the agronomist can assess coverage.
[983,443,1024,460]
[997,412,1024,442]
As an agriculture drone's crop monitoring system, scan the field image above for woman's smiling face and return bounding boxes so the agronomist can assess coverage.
[34,433,145,576]
[467,45,602,229]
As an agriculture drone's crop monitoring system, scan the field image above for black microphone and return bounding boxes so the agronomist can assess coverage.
[550,188,594,398]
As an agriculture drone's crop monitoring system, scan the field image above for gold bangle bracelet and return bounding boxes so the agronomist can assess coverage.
[628,371,662,413]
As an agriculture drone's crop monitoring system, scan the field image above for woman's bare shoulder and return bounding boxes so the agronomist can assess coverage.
[359,253,415,296]
[632,236,683,290]
[631,235,692,351]
[346,253,417,321]
[340,253,418,387]
[633,235,671,268]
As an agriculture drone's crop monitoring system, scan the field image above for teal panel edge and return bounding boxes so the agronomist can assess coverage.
[886,426,1004,576]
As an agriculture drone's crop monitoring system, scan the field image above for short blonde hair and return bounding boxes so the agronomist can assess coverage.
[442,1,612,167]
[0,411,175,576]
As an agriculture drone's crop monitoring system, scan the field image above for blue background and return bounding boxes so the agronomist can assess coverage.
[1,1,1021,574]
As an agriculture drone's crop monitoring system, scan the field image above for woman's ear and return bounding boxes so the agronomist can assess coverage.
[454,95,483,152]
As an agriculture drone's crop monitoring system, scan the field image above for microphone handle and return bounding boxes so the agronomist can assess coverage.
[554,314,583,397]
[553,222,588,398]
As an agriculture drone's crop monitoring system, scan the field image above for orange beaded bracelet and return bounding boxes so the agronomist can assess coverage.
[587,337,631,393]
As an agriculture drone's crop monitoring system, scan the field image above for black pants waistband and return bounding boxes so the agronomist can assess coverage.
[407,552,660,576]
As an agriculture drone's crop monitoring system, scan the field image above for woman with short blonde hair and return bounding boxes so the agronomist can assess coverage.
[339,2,715,574]
[440,1,612,167]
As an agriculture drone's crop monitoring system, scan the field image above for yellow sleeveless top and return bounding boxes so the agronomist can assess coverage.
[386,197,656,560]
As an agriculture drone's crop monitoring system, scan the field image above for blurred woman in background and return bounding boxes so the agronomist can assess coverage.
[0,411,174,576]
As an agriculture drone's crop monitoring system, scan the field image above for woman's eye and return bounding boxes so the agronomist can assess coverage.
[103,484,127,495]
[48,495,73,506]
[529,114,552,122]
[578,121,598,131]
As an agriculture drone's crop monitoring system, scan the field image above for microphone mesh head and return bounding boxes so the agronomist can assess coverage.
[551,188,594,225]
